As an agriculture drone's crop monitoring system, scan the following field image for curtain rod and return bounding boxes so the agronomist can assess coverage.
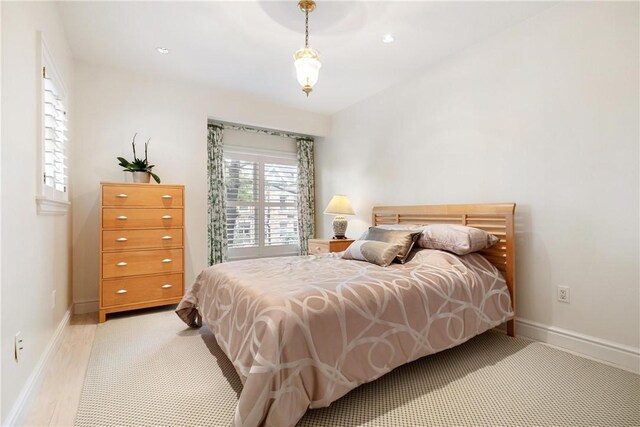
[208,120,313,141]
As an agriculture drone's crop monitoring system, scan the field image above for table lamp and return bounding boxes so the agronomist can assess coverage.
[324,195,355,239]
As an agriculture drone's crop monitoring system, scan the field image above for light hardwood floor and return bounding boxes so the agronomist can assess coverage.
[23,313,98,427]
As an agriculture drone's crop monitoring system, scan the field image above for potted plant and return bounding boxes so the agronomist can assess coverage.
[117,133,161,184]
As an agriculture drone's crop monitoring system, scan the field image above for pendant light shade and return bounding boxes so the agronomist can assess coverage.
[294,47,322,96]
[294,0,321,97]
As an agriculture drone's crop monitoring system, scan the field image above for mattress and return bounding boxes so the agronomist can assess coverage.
[176,249,514,426]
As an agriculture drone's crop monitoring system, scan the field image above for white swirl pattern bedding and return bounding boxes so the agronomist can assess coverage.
[176,249,514,427]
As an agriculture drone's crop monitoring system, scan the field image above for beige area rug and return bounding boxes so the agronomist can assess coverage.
[75,308,640,427]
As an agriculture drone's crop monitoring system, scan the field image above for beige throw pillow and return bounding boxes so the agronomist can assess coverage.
[360,228,421,263]
[342,240,403,267]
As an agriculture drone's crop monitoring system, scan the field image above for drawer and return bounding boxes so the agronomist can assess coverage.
[102,248,183,278]
[102,185,183,207]
[103,208,183,229]
[309,241,329,254]
[102,229,183,251]
[102,273,183,307]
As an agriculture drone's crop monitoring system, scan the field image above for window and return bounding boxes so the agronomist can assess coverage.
[36,38,69,215]
[224,149,299,259]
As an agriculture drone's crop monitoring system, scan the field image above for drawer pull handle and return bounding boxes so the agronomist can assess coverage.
[162,195,173,199]
[115,194,128,198]
[116,215,128,220]
[115,237,128,242]
[161,284,173,289]
[115,289,127,294]
[161,258,172,263]
[161,215,173,219]
[116,262,128,267]
[161,235,173,240]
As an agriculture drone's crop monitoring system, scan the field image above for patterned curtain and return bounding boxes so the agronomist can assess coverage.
[296,138,316,255]
[207,123,227,265]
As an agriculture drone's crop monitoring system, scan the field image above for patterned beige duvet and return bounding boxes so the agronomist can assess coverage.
[176,249,514,427]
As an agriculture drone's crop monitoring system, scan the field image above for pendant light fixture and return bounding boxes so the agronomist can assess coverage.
[294,0,321,97]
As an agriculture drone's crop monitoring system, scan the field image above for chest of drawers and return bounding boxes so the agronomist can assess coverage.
[99,182,185,322]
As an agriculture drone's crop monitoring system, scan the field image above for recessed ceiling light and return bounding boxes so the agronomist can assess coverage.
[382,34,395,44]
[156,47,170,54]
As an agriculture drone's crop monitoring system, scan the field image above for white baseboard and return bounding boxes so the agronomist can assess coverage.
[74,299,98,314]
[2,307,72,426]
[515,317,640,373]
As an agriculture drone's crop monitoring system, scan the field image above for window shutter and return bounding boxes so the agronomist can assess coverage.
[43,71,68,194]
[225,159,259,249]
[37,36,70,215]
[264,163,298,247]
[223,150,300,259]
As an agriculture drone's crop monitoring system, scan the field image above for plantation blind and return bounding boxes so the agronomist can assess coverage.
[225,158,259,250]
[264,162,298,246]
[42,66,68,195]
[224,150,299,259]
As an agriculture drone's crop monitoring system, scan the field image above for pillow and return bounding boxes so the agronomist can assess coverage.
[416,224,499,255]
[359,228,421,263]
[342,240,403,267]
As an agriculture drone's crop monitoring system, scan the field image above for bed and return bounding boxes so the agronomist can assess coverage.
[176,203,516,427]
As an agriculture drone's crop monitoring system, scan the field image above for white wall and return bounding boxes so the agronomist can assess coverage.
[0,0,4,415]
[316,2,639,362]
[1,1,74,421]
[72,62,329,313]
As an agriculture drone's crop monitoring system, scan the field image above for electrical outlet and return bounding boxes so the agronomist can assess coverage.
[14,332,24,363]
[51,290,56,309]
[557,286,570,303]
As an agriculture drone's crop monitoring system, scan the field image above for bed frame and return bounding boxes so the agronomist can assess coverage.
[372,203,516,337]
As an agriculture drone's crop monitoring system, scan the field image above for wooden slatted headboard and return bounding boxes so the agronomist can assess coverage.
[372,203,516,337]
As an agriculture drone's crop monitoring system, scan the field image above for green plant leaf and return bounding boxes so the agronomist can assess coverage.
[131,159,148,169]
[117,157,131,168]
[150,172,161,184]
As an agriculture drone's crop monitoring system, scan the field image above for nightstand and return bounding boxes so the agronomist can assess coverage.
[308,238,355,255]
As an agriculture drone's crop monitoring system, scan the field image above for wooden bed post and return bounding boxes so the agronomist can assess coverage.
[505,207,516,337]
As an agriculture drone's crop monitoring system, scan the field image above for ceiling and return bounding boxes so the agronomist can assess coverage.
[58,1,555,115]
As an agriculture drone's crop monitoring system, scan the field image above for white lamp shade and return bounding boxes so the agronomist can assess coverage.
[324,195,355,216]
[294,48,322,88]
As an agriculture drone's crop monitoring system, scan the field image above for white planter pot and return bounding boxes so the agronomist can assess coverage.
[131,171,151,183]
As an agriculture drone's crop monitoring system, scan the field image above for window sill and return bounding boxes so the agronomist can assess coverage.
[36,196,70,215]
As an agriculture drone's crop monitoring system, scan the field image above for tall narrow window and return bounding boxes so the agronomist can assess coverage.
[224,149,299,259]
[37,38,69,214]
[43,72,68,194]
